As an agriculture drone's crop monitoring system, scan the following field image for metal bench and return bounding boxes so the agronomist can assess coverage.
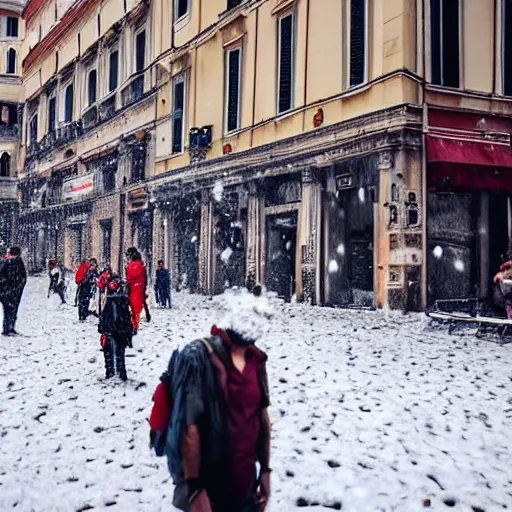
[427,298,512,345]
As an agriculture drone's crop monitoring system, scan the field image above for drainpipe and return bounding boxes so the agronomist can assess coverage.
[250,6,259,148]
[421,0,428,310]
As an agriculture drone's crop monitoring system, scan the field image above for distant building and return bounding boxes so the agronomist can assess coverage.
[14,0,512,311]
[0,0,23,253]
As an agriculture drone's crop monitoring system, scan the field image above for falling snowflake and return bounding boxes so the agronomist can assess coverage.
[336,244,345,256]
[358,187,365,203]
[433,246,443,259]
[213,182,224,202]
[221,247,233,264]
[285,241,292,251]
[328,260,339,273]
[191,235,197,243]
[454,259,465,272]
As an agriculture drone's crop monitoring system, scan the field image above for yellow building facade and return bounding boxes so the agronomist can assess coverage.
[15,0,512,310]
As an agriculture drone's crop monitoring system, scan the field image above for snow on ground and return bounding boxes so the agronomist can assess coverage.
[1,278,512,512]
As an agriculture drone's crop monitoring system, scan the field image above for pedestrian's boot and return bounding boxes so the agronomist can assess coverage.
[103,338,115,379]
[116,344,127,382]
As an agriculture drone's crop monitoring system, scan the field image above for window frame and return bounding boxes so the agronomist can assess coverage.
[6,17,19,38]
[276,10,296,115]
[175,0,190,22]
[29,114,38,146]
[135,28,147,73]
[502,0,512,96]
[62,81,74,123]
[429,0,462,88]
[172,73,186,155]
[347,0,369,88]
[108,48,120,93]
[47,92,57,134]
[87,68,98,106]
[224,46,242,134]
[6,47,17,74]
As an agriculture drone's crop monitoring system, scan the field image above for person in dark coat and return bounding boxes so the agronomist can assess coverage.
[48,259,66,305]
[154,260,171,308]
[98,275,135,381]
[77,260,99,322]
[0,247,27,336]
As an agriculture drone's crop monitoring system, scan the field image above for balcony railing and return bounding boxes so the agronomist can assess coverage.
[83,105,98,131]
[122,74,145,108]
[0,124,19,139]
[99,94,117,123]
[0,177,18,201]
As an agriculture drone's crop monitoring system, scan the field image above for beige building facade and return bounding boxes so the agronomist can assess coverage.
[14,0,512,310]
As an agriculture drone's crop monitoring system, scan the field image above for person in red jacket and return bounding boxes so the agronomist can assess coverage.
[125,248,146,332]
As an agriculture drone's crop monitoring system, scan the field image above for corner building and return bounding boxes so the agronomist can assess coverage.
[17,0,512,311]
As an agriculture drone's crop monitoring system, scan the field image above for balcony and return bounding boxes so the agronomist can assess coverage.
[0,124,18,139]
[83,105,98,131]
[122,74,145,108]
[99,94,117,123]
[55,121,82,147]
[0,177,18,201]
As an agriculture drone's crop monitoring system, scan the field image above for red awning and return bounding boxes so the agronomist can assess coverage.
[427,135,512,168]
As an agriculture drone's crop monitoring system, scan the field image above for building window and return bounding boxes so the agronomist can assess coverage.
[349,0,368,87]
[6,17,18,37]
[503,0,512,96]
[136,30,146,72]
[6,48,16,74]
[277,11,295,114]
[109,50,119,92]
[430,0,460,87]
[48,96,56,133]
[0,152,11,177]
[101,155,117,193]
[172,74,185,154]
[176,0,188,20]
[101,221,113,265]
[30,115,38,145]
[225,47,241,133]
[228,0,243,9]
[64,83,73,122]
[88,69,97,105]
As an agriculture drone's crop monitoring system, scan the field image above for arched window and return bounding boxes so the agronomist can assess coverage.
[6,48,16,74]
[0,153,11,177]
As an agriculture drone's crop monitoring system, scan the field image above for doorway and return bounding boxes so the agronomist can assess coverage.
[323,186,375,307]
[266,211,297,302]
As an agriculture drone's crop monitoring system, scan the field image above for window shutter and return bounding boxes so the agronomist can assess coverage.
[278,14,294,114]
[88,70,97,105]
[227,49,241,132]
[172,79,185,153]
[504,0,512,95]
[349,0,366,87]
[136,31,146,72]
[48,97,56,133]
[65,85,74,122]
[109,51,119,92]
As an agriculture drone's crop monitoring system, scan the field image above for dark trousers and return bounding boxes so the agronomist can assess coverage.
[78,294,90,321]
[2,298,20,334]
[155,285,171,308]
[103,335,127,381]
[212,495,258,512]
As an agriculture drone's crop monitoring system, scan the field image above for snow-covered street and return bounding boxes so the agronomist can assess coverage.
[1,278,511,512]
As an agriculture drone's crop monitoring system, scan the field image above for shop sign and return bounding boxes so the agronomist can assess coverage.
[62,174,94,201]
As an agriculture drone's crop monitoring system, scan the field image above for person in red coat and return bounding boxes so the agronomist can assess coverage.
[125,248,147,332]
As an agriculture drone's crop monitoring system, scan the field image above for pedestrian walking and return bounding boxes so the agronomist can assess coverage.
[48,259,66,304]
[494,258,512,319]
[125,248,147,332]
[154,260,171,308]
[98,265,112,316]
[0,247,27,336]
[149,288,273,512]
[77,259,99,322]
[98,275,135,381]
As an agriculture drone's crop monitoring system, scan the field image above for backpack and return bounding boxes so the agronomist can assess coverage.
[75,263,89,285]
[149,339,224,511]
